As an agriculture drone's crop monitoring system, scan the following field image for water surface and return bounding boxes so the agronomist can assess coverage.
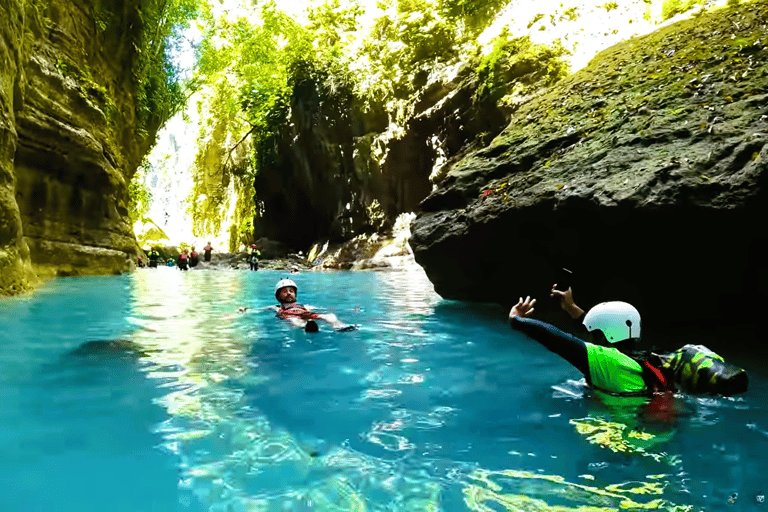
[1,268,766,511]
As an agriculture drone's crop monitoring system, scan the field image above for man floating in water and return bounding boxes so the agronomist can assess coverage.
[508,282,747,397]
[271,279,356,332]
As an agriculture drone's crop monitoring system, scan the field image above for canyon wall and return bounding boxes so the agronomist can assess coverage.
[410,1,768,335]
[1,0,159,294]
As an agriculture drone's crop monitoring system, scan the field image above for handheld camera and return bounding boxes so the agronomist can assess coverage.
[555,268,573,291]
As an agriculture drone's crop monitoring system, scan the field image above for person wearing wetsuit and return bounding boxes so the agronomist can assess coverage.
[203,242,213,262]
[189,246,199,268]
[509,286,670,396]
[272,279,356,332]
[249,245,260,271]
[177,249,189,271]
[148,248,160,268]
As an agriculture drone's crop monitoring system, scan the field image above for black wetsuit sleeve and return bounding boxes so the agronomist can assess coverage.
[510,316,591,381]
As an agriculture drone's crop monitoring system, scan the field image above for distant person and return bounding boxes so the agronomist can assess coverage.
[148,247,160,268]
[271,279,356,332]
[137,256,145,268]
[177,249,189,271]
[165,258,175,267]
[203,242,213,262]
[189,246,199,268]
[249,244,261,271]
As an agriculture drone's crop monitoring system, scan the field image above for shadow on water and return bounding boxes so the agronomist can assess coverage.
[64,339,151,360]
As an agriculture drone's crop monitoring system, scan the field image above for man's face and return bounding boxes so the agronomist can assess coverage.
[278,287,297,303]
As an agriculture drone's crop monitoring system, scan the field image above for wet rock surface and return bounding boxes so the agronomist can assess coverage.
[410,2,768,333]
[1,1,164,292]
[252,57,511,253]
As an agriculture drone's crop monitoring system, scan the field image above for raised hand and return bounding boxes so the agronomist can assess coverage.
[550,284,584,319]
[509,296,536,320]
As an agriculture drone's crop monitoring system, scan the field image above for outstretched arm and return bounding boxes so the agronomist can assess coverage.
[509,297,591,382]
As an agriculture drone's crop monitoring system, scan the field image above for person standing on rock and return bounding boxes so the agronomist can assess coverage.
[203,242,213,262]
[249,244,260,271]
[271,279,356,332]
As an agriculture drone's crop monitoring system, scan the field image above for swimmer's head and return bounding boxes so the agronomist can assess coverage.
[275,278,298,302]
[583,301,641,344]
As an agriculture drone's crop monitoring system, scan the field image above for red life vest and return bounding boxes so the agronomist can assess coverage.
[641,359,673,393]
[276,304,319,320]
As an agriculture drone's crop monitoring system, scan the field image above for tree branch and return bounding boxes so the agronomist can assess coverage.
[225,125,258,169]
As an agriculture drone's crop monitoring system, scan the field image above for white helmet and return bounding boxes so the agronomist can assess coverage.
[275,279,297,300]
[583,301,641,343]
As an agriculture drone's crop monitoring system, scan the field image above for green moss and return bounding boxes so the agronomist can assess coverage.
[445,0,767,192]
[661,0,704,20]
[476,34,569,99]
[54,57,120,126]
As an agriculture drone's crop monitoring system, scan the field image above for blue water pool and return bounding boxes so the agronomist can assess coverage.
[1,268,766,512]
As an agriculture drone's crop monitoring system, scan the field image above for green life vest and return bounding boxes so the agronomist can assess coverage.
[585,343,646,395]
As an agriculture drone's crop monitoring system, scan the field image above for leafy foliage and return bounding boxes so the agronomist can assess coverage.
[438,0,511,37]
[661,0,704,20]
[128,162,152,222]
[476,32,570,100]
[181,0,576,244]
[94,0,200,134]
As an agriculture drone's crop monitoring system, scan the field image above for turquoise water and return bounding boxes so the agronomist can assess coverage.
[1,268,767,512]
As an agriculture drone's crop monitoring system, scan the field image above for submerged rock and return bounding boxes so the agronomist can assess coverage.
[67,339,148,359]
[410,2,768,333]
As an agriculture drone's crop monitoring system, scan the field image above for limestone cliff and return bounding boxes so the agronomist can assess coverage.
[1,0,164,294]
[251,61,519,252]
[410,1,768,333]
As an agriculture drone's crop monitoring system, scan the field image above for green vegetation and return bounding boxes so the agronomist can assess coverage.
[476,32,570,99]
[93,0,200,134]
[54,57,119,124]
[128,161,152,222]
[661,0,704,20]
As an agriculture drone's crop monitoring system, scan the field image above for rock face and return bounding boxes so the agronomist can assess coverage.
[0,0,37,294]
[1,0,156,293]
[410,2,768,333]
[252,62,512,253]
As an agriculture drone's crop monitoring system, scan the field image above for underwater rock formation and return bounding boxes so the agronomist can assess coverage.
[410,1,768,332]
[67,339,148,360]
[1,1,161,293]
